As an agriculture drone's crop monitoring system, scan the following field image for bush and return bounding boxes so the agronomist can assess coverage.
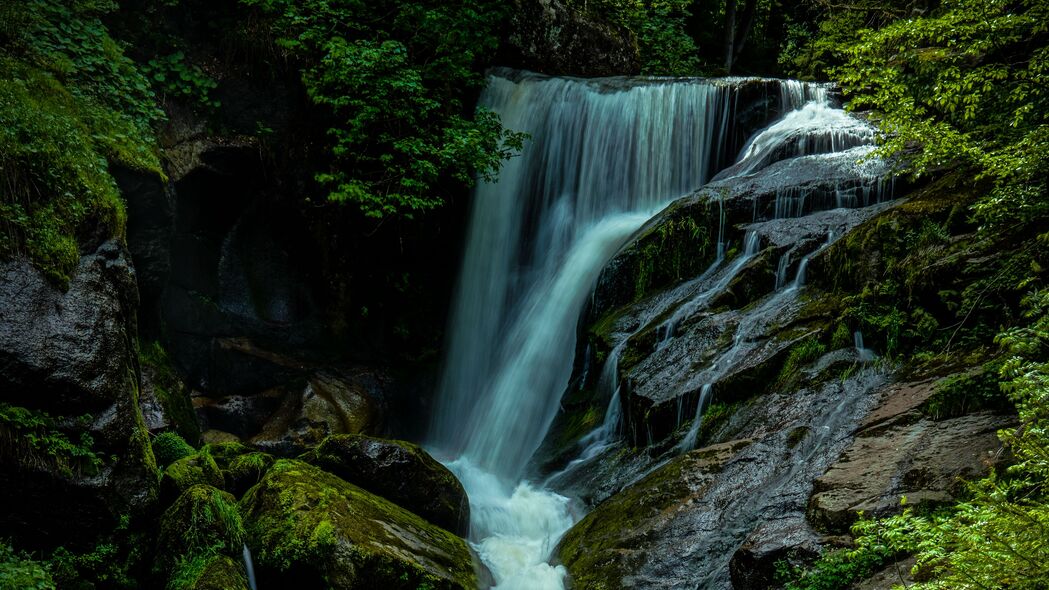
[0,541,55,590]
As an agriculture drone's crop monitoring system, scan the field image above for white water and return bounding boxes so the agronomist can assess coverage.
[242,544,257,590]
[429,71,840,589]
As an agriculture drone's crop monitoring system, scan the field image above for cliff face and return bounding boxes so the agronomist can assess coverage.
[503,0,641,76]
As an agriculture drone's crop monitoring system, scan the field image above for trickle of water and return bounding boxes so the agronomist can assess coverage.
[855,330,877,362]
[775,252,791,290]
[676,383,714,452]
[242,544,257,590]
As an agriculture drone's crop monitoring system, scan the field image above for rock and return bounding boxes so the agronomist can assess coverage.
[226,452,275,497]
[301,434,470,535]
[557,440,753,589]
[808,380,1012,533]
[0,243,158,550]
[729,519,821,590]
[504,0,640,77]
[240,459,482,590]
[249,372,383,456]
[156,484,244,578]
[139,342,201,444]
[202,429,242,445]
[852,556,917,589]
[175,555,251,590]
[161,452,224,504]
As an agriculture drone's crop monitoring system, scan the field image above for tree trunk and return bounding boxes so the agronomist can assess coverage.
[732,0,759,67]
[724,0,737,72]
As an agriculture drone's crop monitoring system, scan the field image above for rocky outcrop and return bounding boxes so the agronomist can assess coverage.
[244,370,385,456]
[807,379,1012,532]
[505,0,641,77]
[301,434,470,536]
[240,459,483,590]
[0,242,158,549]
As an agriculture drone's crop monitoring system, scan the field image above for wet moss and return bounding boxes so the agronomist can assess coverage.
[161,449,223,503]
[156,485,245,579]
[240,459,478,590]
[140,342,201,445]
[166,555,249,590]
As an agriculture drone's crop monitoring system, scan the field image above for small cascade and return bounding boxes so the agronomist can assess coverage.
[242,544,257,590]
[657,230,761,345]
[793,255,810,288]
[676,383,713,452]
[855,331,877,362]
[774,252,791,290]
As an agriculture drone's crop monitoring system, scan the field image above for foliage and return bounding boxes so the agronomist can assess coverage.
[47,514,148,590]
[0,403,102,477]
[239,0,525,218]
[833,0,1049,235]
[0,0,162,285]
[153,432,196,468]
[0,541,55,590]
[776,337,827,387]
[921,360,1010,420]
[141,52,220,112]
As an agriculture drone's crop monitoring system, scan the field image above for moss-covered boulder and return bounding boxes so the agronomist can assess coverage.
[167,554,250,590]
[241,459,480,590]
[301,434,469,536]
[161,451,223,504]
[156,485,244,578]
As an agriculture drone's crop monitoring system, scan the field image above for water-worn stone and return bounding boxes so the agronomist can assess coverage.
[0,243,158,549]
[301,434,470,535]
[161,452,224,504]
[156,484,244,577]
[240,460,482,590]
[808,380,1012,532]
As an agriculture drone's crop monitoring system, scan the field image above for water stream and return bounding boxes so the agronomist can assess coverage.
[429,69,873,589]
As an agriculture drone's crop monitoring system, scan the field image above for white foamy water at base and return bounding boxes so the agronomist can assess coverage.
[445,458,574,590]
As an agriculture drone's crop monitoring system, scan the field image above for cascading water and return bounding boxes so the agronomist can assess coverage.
[430,69,861,589]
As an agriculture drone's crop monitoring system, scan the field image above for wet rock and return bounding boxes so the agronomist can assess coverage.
[0,243,158,549]
[852,556,917,589]
[161,452,224,504]
[194,386,286,439]
[729,519,821,590]
[808,379,1012,533]
[202,429,242,445]
[302,434,470,535]
[139,344,201,444]
[504,0,640,77]
[240,459,482,590]
[249,371,384,456]
[557,440,754,589]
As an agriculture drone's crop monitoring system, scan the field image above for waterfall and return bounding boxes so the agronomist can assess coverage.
[242,544,257,590]
[430,70,840,590]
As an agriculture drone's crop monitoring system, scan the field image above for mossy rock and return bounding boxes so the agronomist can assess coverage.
[167,554,250,590]
[556,440,752,589]
[301,434,469,535]
[240,459,480,590]
[226,452,275,497]
[153,432,196,468]
[204,441,254,467]
[156,485,244,578]
[161,451,223,504]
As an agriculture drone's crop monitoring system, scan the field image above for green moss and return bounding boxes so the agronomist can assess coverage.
[153,432,196,469]
[775,338,828,389]
[140,342,201,445]
[156,485,245,578]
[0,1,163,286]
[558,440,752,588]
[921,360,1011,420]
[631,210,712,302]
[167,555,249,590]
[0,403,102,477]
[162,450,224,501]
[830,323,852,349]
[240,459,477,590]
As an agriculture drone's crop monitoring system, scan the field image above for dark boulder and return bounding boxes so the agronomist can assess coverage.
[0,243,158,550]
[302,434,470,536]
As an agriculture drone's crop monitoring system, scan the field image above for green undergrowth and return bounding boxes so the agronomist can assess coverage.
[47,514,150,590]
[0,541,55,590]
[0,0,163,286]
[0,403,102,477]
[153,432,196,469]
